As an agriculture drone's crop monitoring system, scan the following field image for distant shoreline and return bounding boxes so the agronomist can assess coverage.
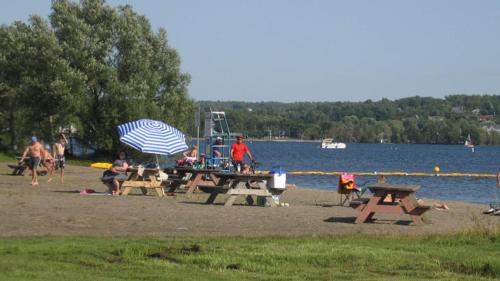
[191,138,498,146]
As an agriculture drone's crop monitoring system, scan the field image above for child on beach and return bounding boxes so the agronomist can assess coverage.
[53,134,68,183]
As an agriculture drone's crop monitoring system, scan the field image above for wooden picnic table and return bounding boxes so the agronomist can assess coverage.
[7,157,46,176]
[121,167,165,197]
[199,172,286,207]
[350,183,431,225]
[169,167,220,195]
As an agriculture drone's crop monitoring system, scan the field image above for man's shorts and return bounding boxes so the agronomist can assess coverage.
[55,155,65,169]
[232,160,244,171]
[28,157,41,169]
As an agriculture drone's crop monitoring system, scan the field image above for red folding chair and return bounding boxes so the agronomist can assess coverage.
[337,174,361,206]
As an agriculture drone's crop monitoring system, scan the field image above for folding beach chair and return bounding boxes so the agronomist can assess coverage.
[338,174,362,206]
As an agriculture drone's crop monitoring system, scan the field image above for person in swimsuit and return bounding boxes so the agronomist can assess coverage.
[53,133,68,183]
[19,136,43,186]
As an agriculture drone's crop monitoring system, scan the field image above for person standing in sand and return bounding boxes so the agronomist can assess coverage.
[19,136,43,186]
[53,134,68,183]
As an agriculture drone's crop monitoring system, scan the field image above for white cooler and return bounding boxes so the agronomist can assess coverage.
[267,173,287,189]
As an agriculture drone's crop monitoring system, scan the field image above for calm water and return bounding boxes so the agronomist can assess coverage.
[204,141,500,204]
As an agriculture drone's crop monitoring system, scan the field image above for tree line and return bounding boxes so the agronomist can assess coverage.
[199,95,500,145]
[0,0,194,154]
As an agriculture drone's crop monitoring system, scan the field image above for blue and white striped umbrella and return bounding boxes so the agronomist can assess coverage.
[118,119,188,155]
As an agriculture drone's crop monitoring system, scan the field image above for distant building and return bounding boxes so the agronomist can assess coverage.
[451,106,464,114]
[478,115,495,122]
[471,108,481,115]
[428,116,444,121]
[485,125,500,133]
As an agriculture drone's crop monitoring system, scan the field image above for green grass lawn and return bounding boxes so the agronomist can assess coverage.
[0,234,499,281]
[0,152,14,162]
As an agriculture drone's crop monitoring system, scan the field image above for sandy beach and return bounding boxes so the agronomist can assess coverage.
[0,164,498,237]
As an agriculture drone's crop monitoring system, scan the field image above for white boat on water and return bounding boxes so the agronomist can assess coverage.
[464,134,474,148]
[321,138,346,149]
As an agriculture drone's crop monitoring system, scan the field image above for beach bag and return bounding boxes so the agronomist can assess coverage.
[101,169,116,182]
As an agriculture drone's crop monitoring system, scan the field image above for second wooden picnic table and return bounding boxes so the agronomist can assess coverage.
[350,183,431,225]
[200,172,286,207]
[169,167,220,195]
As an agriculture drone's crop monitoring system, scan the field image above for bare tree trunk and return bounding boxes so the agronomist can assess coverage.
[8,109,17,151]
[49,115,54,139]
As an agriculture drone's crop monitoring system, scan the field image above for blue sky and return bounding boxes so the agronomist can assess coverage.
[1,0,500,102]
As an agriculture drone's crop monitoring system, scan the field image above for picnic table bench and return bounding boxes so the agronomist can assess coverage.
[199,172,286,207]
[350,183,431,225]
[120,167,166,197]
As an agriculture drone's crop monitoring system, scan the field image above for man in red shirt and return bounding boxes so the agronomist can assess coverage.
[230,134,254,171]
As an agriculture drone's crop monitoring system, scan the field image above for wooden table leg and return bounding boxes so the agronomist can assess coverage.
[205,178,229,204]
[154,187,165,197]
[258,181,272,207]
[166,181,181,193]
[355,191,384,224]
[209,173,219,183]
[121,173,138,195]
[245,195,254,205]
[224,181,244,207]
[186,174,202,195]
[224,195,238,206]
[206,191,219,204]
[122,185,132,195]
[18,166,26,175]
[400,194,424,226]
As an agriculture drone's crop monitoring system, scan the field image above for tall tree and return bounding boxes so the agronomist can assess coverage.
[0,16,83,149]
[50,0,193,151]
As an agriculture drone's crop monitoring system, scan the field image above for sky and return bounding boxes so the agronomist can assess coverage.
[1,0,500,102]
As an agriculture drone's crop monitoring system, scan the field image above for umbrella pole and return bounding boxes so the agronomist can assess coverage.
[155,155,159,168]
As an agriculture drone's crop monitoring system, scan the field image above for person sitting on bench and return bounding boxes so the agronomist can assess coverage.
[40,140,55,182]
[101,150,129,195]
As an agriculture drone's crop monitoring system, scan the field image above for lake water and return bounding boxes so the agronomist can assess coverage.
[200,141,500,204]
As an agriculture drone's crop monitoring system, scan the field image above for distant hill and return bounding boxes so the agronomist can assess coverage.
[194,95,500,145]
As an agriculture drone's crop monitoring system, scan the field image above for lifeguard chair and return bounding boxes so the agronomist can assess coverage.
[203,110,241,171]
[338,174,361,206]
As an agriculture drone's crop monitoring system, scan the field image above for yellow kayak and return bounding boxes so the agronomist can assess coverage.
[90,162,112,169]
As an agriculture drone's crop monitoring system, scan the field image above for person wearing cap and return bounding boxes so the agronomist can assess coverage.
[213,137,223,158]
[19,136,43,186]
[230,134,255,171]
